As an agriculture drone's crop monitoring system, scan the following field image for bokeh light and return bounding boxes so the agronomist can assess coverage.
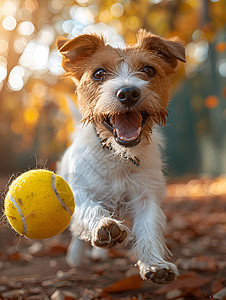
[74,7,94,26]
[8,74,23,91]
[19,40,49,71]
[0,65,7,82]
[110,3,124,18]
[99,10,111,23]
[149,0,162,4]
[0,39,9,55]
[11,118,24,135]
[24,0,38,13]
[8,65,25,91]
[205,96,219,109]
[12,65,25,78]
[185,36,210,77]
[126,16,140,30]
[33,43,49,70]
[2,16,17,31]
[215,42,226,53]
[49,0,64,12]
[13,36,28,53]
[76,0,89,6]
[62,19,74,34]
[218,61,226,77]
[2,0,18,16]
[38,26,55,46]
[48,49,64,75]
[18,21,35,36]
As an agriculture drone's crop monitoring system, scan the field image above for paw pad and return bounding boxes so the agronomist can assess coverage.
[139,262,178,284]
[145,267,176,284]
[93,219,128,249]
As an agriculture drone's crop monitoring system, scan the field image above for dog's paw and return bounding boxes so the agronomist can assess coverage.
[92,218,128,248]
[138,261,178,284]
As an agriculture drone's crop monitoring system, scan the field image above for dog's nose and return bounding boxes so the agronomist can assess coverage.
[117,86,141,107]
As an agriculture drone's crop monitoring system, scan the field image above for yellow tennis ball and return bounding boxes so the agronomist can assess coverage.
[4,169,75,239]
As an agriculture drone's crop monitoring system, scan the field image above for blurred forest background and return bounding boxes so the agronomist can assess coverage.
[0,0,225,178]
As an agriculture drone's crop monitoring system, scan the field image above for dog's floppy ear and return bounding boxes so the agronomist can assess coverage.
[56,37,69,50]
[56,34,105,78]
[137,29,186,68]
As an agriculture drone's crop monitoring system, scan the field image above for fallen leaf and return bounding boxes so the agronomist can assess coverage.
[26,294,49,300]
[195,255,218,271]
[34,243,68,257]
[165,288,182,299]
[155,272,211,295]
[51,290,78,300]
[177,255,218,272]
[50,290,65,300]
[62,290,78,300]
[211,278,223,294]
[7,251,22,261]
[103,275,143,293]
[98,292,114,300]
[0,286,8,293]
[213,287,226,300]
[2,289,25,299]
[0,251,6,260]
[28,241,42,255]
[107,248,128,258]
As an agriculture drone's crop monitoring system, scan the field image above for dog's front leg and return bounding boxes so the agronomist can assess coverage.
[67,189,129,266]
[131,195,178,284]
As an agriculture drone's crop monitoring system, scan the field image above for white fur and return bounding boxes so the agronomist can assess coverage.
[100,62,147,100]
[94,62,148,123]
[58,121,178,280]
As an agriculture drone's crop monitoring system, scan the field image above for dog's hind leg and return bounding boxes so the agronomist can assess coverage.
[66,236,89,267]
[91,247,108,261]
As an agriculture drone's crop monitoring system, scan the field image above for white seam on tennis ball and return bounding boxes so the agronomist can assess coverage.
[51,174,73,216]
[9,194,27,235]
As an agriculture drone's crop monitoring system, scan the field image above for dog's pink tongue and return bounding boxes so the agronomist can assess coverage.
[114,111,142,141]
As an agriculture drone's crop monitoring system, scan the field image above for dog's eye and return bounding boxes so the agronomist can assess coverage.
[142,66,156,77]
[92,68,106,81]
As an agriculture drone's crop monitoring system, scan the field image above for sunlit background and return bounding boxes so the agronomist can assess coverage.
[0,0,225,178]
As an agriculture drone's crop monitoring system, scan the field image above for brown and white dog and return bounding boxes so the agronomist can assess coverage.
[57,29,185,284]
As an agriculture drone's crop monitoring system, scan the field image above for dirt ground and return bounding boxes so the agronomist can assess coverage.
[0,176,225,300]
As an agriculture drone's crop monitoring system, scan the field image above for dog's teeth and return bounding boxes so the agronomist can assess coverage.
[116,129,120,136]
[116,129,141,142]
[137,127,142,135]
[121,136,131,141]
[110,117,114,125]
[116,129,128,141]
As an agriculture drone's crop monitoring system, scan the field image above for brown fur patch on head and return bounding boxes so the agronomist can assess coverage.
[56,34,106,82]
[136,29,186,69]
[74,46,126,124]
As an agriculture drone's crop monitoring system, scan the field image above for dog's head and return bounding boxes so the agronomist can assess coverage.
[57,30,185,157]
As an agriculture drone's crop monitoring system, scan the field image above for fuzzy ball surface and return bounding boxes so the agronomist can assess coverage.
[4,169,75,239]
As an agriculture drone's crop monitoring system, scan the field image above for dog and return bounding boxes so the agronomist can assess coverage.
[56,29,185,284]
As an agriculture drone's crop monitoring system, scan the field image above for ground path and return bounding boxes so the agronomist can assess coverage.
[0,177,225,299]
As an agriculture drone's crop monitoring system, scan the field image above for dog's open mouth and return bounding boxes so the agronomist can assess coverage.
[103,111,149,148]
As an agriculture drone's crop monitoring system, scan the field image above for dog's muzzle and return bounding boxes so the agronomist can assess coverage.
[102,86,149,148]
[103,111,149,148]
[117,86,141,108]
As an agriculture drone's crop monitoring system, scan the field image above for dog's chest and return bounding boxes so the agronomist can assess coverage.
[96,155,131,195]
[98,159,132,215]
[84,150,134,210]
